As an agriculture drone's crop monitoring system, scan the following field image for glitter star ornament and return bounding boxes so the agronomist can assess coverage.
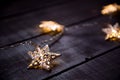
[27,45,61,70]
[102,23,120,41]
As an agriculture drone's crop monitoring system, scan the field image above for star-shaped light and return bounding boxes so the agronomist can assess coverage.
[39,21,64,35]
[102,23,120,41]
[27,45,61,70]
[101,3,120,15]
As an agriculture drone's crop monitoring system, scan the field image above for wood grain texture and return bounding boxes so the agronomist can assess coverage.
[0,0,119,80]
[49,48,120,80]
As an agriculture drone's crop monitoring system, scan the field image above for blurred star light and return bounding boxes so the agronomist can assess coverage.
[101,3,120,15]
[102,23,120,41]
[39,21,64,35]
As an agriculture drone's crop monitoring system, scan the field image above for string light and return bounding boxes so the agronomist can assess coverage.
[27,21,64,70]
[0,21,63,70]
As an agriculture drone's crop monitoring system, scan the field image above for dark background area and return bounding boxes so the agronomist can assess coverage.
[0,0,120,80]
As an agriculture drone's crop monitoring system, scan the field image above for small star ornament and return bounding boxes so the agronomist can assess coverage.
[102,23,120,41]
[27,45,61,70]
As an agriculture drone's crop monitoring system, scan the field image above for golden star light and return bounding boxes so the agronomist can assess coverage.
[27,45,61,70]
[101,3,120,15]
[39,21,64,35]
[102,23,120,41]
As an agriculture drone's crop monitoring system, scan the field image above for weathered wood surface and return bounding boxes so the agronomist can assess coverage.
[50,48,120,80]
[0,0,119,80]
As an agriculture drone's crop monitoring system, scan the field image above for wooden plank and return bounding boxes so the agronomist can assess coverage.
[49,48,120,80]
[0,0,114,19]
[0,16,120,80]
[0,0,71,18]
[0,0,112,47]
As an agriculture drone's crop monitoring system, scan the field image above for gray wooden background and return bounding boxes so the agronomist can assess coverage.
[0,0,120,80]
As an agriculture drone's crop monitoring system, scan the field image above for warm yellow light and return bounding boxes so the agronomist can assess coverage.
[102,23,120,41]
[27,45,61,70]
[101,3,119,15]
[39,21,64,34]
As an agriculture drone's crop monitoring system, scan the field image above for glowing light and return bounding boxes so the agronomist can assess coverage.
[39,21,64,34]
[27,45,61,70]
[101,3,120,15]
[102,23,120,41]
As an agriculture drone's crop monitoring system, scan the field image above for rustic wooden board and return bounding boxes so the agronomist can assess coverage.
[0,0,114,19]
[49,48,120,80]
[0,16,120,80]
[0,0,71,18]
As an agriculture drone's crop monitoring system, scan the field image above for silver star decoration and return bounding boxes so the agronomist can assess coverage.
[27,45,61,70]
